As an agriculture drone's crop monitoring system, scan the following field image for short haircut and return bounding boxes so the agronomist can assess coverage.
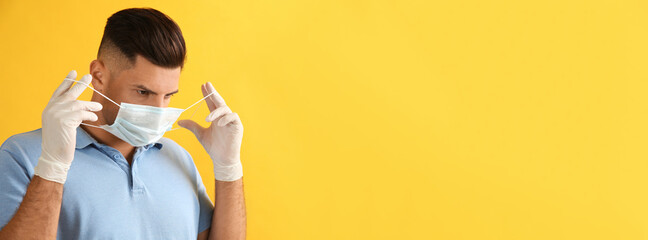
[97,8,186,71]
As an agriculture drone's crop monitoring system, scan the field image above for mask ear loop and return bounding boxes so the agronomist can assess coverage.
[63,79,121,107]
[63,78,218,132]
[168,101,202,131]
[168,91,217,131]
[63,79,122,129]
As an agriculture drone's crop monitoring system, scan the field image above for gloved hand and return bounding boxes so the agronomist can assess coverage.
[34,70,103,184]
[178,82,244,182]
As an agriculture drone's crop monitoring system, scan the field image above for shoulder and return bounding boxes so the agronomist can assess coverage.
[157,137,196,167]
[157,137,204,184]
[0,128,43,157]
[158,137,191,157]
[0,128,43,172]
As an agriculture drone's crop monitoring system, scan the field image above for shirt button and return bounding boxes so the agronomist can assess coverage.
[113,154,120,159]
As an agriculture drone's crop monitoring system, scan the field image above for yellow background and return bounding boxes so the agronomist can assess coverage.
[1,0,647,239]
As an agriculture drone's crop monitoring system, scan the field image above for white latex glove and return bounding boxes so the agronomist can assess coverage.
[34,70,103,184]
[178,82,244,182]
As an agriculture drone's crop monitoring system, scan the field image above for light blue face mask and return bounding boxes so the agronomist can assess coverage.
[64,79,215,146]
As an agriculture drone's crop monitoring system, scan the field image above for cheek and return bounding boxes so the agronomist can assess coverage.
[101,103,120,125]
[99,88,130,124]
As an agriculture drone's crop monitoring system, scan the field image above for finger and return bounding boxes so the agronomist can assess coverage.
[217,112,239,127]
[205,82,227,108]
[72,111,99,123]
[202,83,217,112]
[205,105,231,122]
[51,70,77,99]
[178,119,205,138]
[71,100,103,112]
[64,74,93,99]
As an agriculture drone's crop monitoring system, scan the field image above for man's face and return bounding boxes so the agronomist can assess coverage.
[96,55,181,125]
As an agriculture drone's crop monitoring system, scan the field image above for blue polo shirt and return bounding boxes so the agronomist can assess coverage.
[0,126,213,239]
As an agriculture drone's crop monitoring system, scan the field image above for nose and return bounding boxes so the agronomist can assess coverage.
[146,96,168,108]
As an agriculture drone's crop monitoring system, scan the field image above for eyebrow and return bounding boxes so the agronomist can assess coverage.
[134,84,179,96]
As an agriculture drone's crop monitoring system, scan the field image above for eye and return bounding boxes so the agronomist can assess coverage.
[137,90,149,95]
[164,94,175,99]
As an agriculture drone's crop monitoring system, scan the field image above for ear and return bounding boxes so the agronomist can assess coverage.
[90,59,107,92]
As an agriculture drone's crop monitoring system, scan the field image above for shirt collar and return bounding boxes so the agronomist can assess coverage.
[75,126,164,150]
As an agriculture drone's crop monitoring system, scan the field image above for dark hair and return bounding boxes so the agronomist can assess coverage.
[98,8,186,68]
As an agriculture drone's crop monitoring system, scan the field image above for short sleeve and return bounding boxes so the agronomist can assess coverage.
[196,174,214,233]
[180,147,213,234]
[161,137,214,235]
[0,148,32,230]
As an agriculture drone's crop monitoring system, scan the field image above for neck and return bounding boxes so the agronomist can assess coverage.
[80,123,136,165]
[84,94,137,165]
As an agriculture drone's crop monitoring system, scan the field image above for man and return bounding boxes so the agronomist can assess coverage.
[0,8,246,240]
